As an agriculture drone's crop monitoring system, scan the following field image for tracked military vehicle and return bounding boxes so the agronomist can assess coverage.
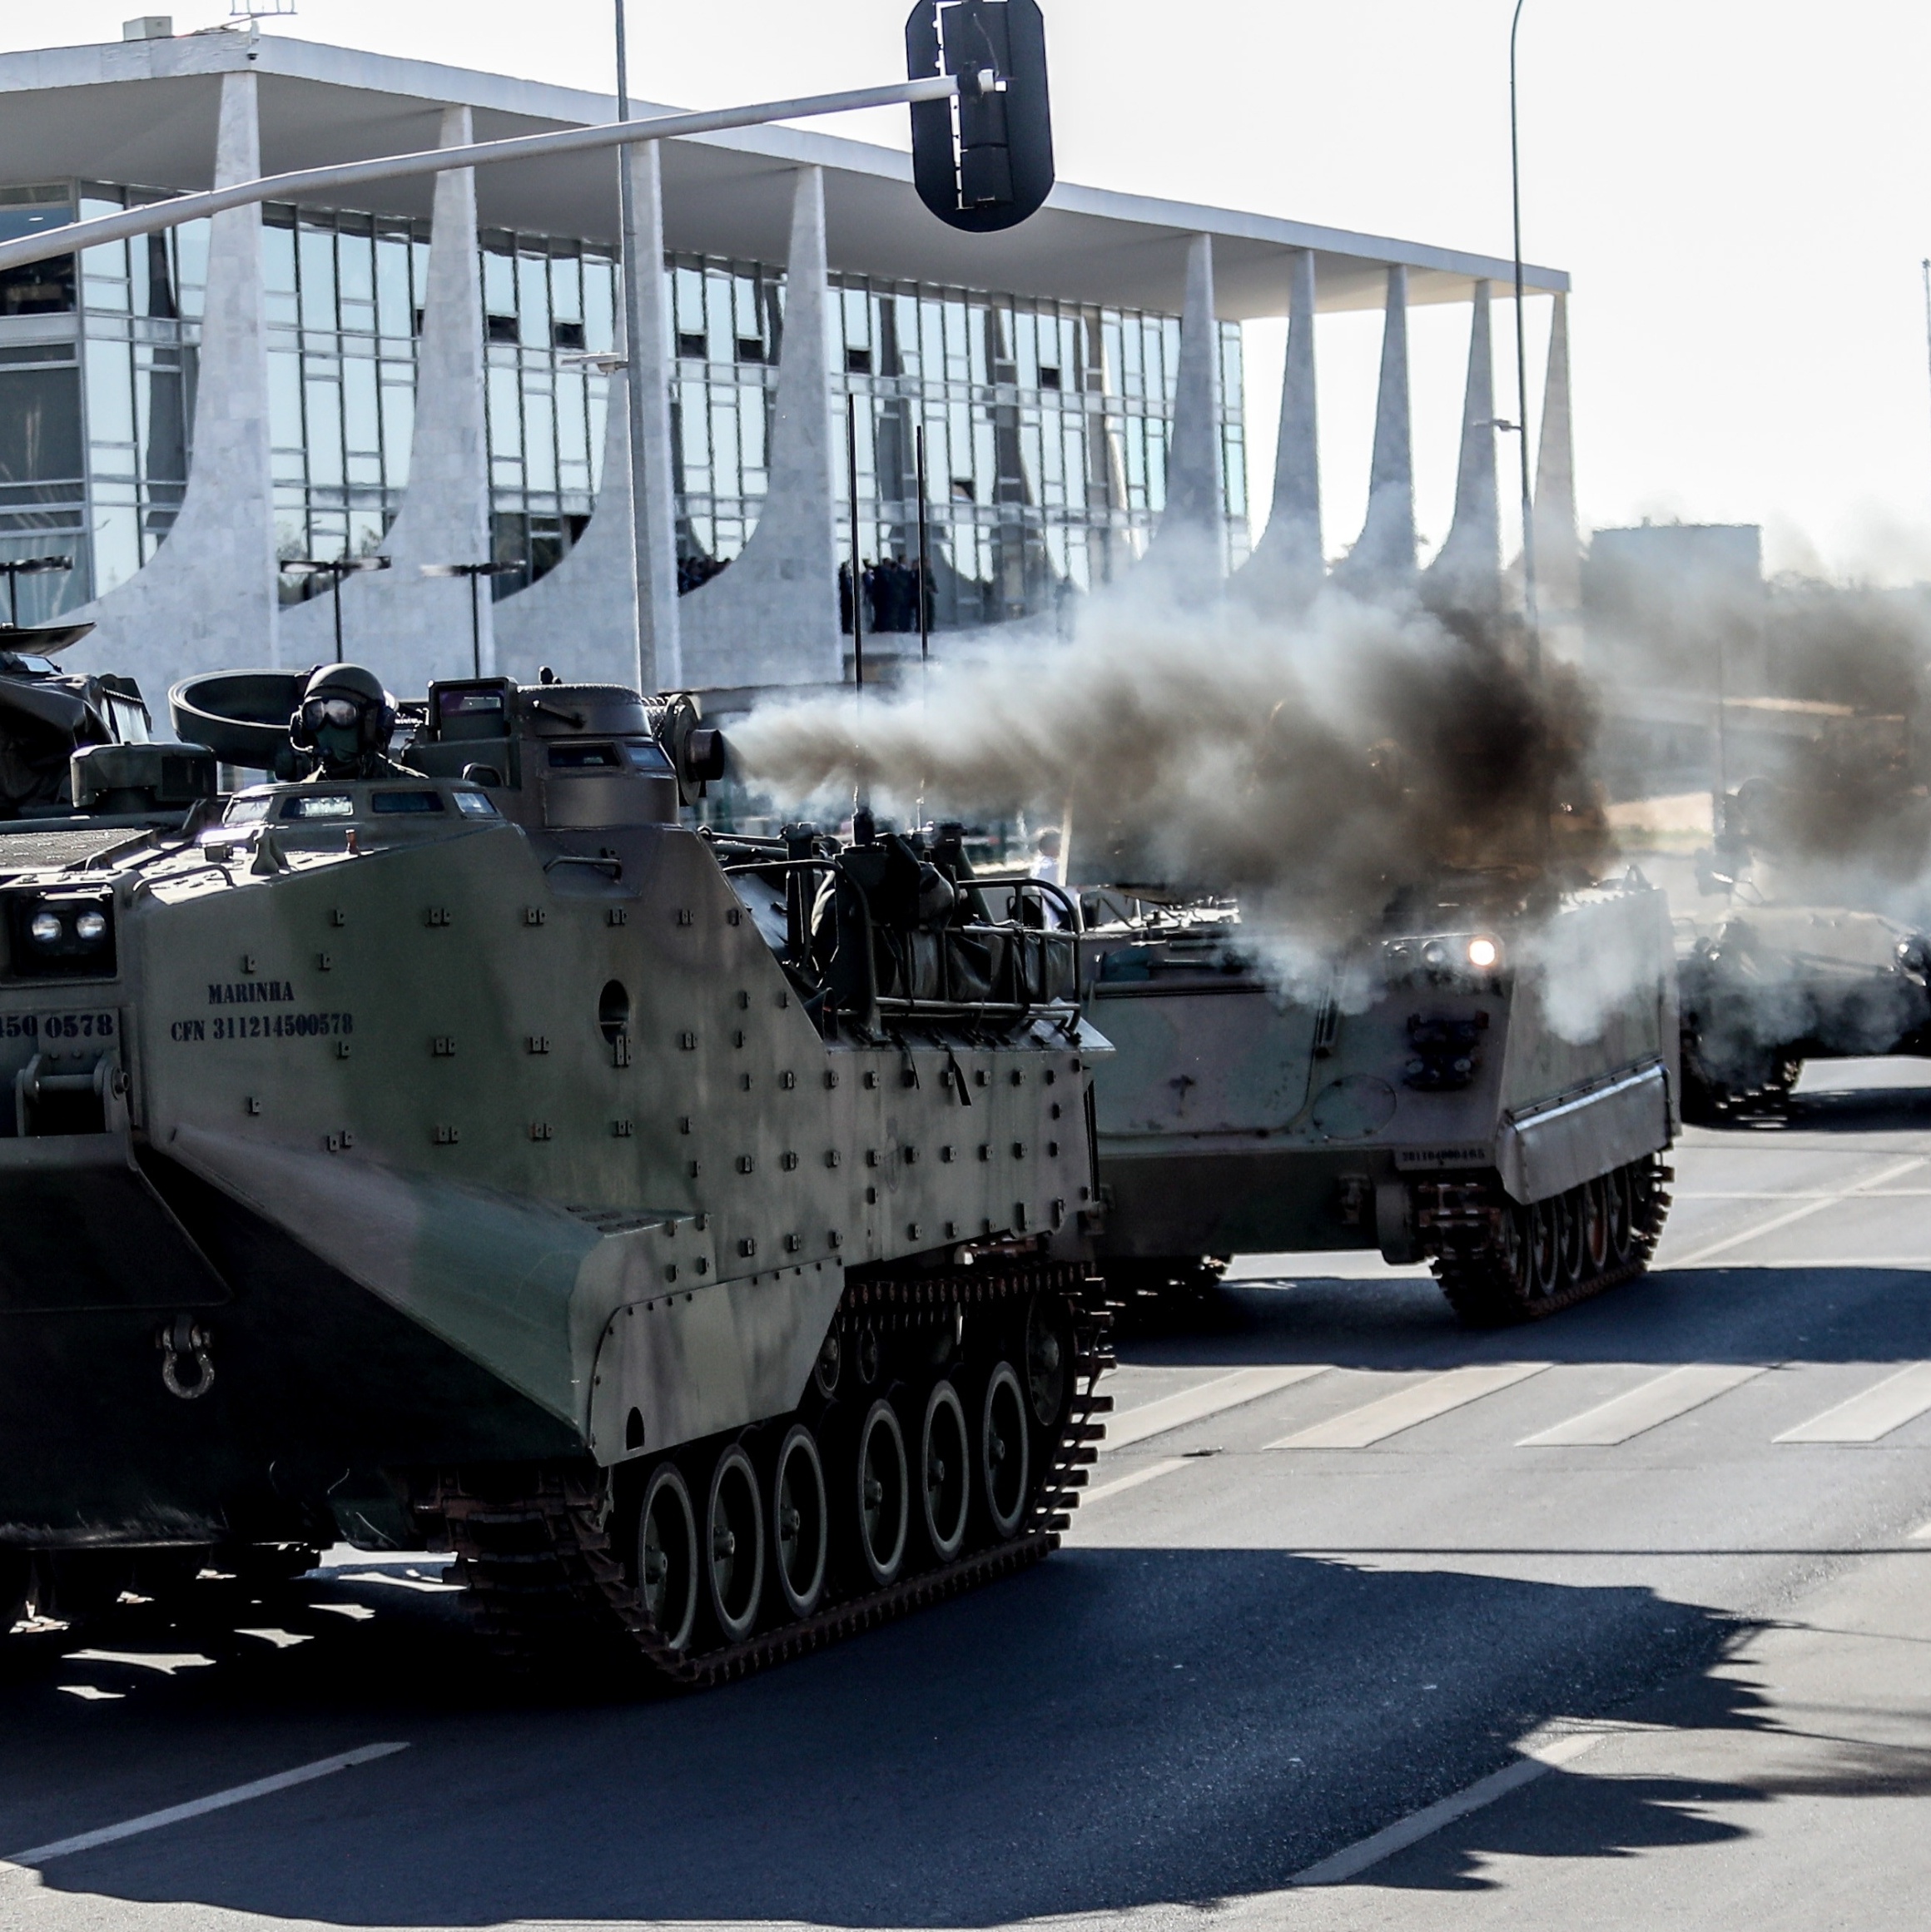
[0,623,215,862]
[1679,780,1931,1120]
[1079,875,1678,1324]
[0,668,1112,1680]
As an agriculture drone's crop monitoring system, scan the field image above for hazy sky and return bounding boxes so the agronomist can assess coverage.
[15,2,1931,582]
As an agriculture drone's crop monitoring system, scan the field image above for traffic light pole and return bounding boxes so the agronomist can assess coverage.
[0,77,965,278]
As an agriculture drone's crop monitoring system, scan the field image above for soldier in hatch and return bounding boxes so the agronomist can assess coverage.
[285,663,418,781]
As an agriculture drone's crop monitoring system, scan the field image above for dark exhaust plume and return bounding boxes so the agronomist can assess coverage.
[731,584,1609,952]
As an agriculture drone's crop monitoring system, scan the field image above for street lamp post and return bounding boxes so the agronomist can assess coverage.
[280,555,391,663]
[0,554,72,629]
[1509,0,1539,674]
[420,561,517,678]
[613,0,658,689]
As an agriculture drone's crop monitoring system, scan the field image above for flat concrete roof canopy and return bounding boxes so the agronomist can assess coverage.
[0,31,1567,317]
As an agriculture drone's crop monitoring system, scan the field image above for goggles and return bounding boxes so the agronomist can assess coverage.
[302,696,365,731]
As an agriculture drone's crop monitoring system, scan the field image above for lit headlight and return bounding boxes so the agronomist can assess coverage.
[7,892,116,980]
[1467,935,1501,971]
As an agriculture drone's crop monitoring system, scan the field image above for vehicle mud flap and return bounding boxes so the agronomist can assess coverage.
[0,1131,227,1314]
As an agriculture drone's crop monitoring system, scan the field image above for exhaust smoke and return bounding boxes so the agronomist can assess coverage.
[732,579,1611,996]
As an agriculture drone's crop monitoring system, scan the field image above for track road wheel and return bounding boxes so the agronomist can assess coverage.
[1527,1199,1561,1304]
[770,1424,828,1620]
[980,1362,1031,1541]
[1581,1177,1611,1277]
[636,1463,698,1651]
[705,1445,764,1645]
[1606,1165,1636,1264]
[855,1398,909,1586]
[921,1380,971,1562]
[1025,1296,1070,1429]
[1554,1188,1586,1289]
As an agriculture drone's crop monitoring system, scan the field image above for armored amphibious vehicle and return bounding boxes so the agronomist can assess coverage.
[1679,782,1931,1120]
[0,670,1112,1680]
[1080,874,1679,1324]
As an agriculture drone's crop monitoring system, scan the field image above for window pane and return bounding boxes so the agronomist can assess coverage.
[518,252,551,349]
[343,355,380,456]
[380,380,414,489]
[583,258,613,353]
[298,224,336,330]
[0,366,82,483]
[304,380,342,485]
[524,385,557,491]
[375,231,412,339]
[337,222,374,305]
[84,342,135,448]
[92,502,141,594]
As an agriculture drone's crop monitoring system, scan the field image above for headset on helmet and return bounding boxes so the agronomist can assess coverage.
[288,662,396,754]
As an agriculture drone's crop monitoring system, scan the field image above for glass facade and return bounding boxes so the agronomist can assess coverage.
[2,181,1246,639]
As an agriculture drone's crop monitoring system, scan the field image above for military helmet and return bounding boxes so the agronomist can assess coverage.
[289,662,395,754]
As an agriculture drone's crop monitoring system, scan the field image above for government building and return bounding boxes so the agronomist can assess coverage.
[0,19,1575,711]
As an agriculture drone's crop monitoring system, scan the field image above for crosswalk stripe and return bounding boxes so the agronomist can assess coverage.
[1103,1365,1330,1450]
[1268,1363,1549,1450]
[1775,1362,1931,1443]
[1517,1363,1766,1446]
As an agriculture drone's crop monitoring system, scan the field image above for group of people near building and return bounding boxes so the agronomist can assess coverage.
[837,558,934,637]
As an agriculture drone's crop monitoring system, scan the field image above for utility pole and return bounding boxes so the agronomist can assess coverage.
[613,0,663,692]
[1509,0,1539,677]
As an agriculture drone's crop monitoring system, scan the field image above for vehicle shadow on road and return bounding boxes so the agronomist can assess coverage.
[0,1545,1854,1925]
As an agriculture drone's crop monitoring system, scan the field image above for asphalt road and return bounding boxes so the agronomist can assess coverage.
[7,1064,1931,1929]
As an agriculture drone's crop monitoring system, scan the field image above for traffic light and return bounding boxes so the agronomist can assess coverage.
[906,0,1054,232]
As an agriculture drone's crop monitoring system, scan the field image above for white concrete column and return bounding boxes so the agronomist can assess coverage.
[1334,264,1416,594]
[1424,280,1501,610]
[1140,232,1224,589]
[66,67,277,698]
[282,105,491,690]
[493,358,637,687]
[678,166,839,692]
[1232,246,1322,612]
[1531,291,1582,633]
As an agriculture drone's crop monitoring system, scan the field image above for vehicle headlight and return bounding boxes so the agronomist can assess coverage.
[74,911,107,945]
[1422,940,1449,968]
[1467,935,1501,971]
[28,911,62,946]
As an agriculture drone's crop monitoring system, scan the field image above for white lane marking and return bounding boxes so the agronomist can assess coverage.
[1676,1189,1931,1199]
[1672,1257,1931,1270]
[0,1741,410,1873]
[1911,1520,1931,1541]
[1776,1361,1931,1443]
[1104,1365,1330,1451]
[1666,1157,1926,1268]
[65,1651,213,1676]
[1268,1363,1549,1450]
[1517,1363,1768,1447]
[1290,1733,1601,1885]
[330,1570,461,1594]
[1082,1458,1189,1504]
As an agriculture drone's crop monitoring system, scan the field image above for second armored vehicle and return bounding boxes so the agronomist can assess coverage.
[1080,874,1679,1323]
[1679,778,1931,1119]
